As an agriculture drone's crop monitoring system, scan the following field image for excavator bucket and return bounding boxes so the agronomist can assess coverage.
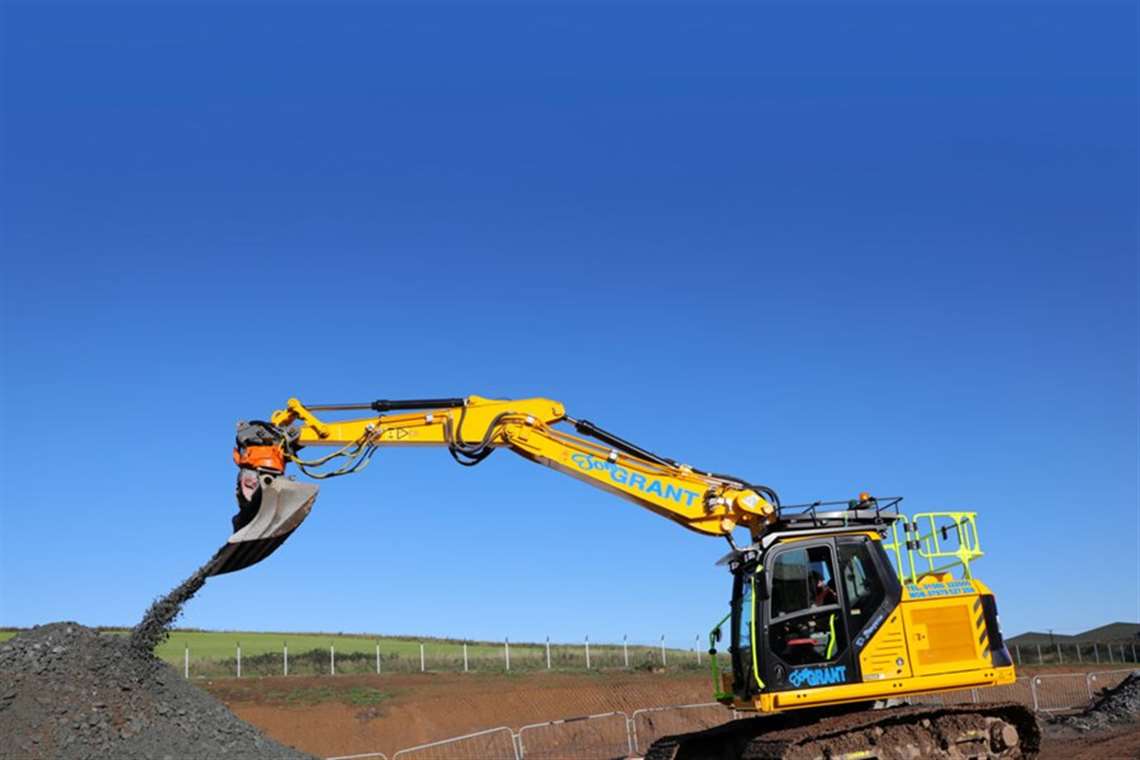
[208,475,319,576]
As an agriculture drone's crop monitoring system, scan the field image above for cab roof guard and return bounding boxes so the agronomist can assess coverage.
[775,496,904,530]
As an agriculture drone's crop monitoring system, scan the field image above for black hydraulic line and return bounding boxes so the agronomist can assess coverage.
[306,398,468,412]
[304,403,376,411]
[371,398,466,412]
[570,419,675,468]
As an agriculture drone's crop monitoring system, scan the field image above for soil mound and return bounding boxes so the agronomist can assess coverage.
[1049,671,1140,734]
[0,622,314,760]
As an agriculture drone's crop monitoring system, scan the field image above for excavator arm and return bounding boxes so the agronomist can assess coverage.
[213,395,779,575]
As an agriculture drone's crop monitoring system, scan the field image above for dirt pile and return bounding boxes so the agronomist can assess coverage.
[1049,671,1140,734]
[0,622,314,760]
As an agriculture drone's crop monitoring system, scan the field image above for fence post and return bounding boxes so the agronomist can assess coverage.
[585,636,591,669]
[420,643,425,672]
[1094,642,1100,663]
[1014,644,1021,665]
[545,636,551,670]
[463,642,469,672]
[1077,644,1082,663]
[1056,642,1062,664]
[696,634,701,665]
[660,635,666,667]
[330,645,335,676]
[184,645,189,679]
[1132,643,1137,663]
[505,637,510,671]
[284,642,288,676]
[1036,644,1042,664]
[237,642,241,678]
[376,643,381,675]
[1086,672,1096,699]
[1108,643,1114,664]
[1031,677,1040,711]
[623,635,629,669]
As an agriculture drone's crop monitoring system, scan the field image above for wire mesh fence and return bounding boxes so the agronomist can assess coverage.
[975,677,1034,705]
[1011,641,1139,667]
[630,703,729,755]
[172,636,709,678]
[517,712,632,760]
[1030,673,1094,712]
[389,727,518,760]
[1087,668,1136,693]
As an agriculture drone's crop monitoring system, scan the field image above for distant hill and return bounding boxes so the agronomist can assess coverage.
[1006,622,1140,647]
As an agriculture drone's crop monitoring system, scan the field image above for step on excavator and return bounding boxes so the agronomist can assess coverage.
[211,395,1039,759]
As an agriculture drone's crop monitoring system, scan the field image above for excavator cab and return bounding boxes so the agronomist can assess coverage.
[715,499,1016,712]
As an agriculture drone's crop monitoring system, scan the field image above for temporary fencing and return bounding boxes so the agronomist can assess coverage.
[389,727,518,760]
[518,712,632,760]
[325,668,1138,760]
[629,702,727,754]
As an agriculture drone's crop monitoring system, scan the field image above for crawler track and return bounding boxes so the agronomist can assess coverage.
[646,703,1040,759]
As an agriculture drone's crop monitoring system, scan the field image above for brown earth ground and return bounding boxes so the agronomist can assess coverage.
[201,664,1140,759]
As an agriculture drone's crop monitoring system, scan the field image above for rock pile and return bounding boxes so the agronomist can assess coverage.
[0,622,313,759]
[1049,671,1140,734]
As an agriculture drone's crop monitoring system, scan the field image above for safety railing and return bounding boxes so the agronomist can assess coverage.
[882,511,983,584]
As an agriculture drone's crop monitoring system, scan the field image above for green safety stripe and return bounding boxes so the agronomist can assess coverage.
[826,613,837,659]
[750,577,766,689]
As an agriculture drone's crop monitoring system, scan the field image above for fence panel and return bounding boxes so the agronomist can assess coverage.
[391,727,518,760]
[1087,668,1138,695]
[517,712,630,760]
[1031,673,1092,712]
[630,703,729,755]
[908,686,976,706]
[975,677,1033,705]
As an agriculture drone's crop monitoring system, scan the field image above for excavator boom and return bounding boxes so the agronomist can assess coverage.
[213,394,780,576]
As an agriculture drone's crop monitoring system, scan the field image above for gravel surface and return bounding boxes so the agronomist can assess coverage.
[0,622,314,760]
[1049,671,1140,734]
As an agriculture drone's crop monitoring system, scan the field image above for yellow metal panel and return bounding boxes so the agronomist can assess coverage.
[858,609,911,681]
[741,665,1016,713]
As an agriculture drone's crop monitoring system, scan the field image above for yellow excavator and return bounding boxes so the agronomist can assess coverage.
[212,395,1039,759]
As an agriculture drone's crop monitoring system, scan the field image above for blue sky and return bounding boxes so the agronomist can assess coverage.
[1,3,1136,648]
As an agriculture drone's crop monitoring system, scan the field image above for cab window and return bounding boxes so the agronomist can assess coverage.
[769,545,846,665]
[837,539,887,641]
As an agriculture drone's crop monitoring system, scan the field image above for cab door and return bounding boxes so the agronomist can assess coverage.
[762,539,858,690]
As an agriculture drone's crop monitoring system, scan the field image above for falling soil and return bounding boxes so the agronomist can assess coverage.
[1047,671,1140,734]
[0,622,314,760]
[129,551,223,653]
